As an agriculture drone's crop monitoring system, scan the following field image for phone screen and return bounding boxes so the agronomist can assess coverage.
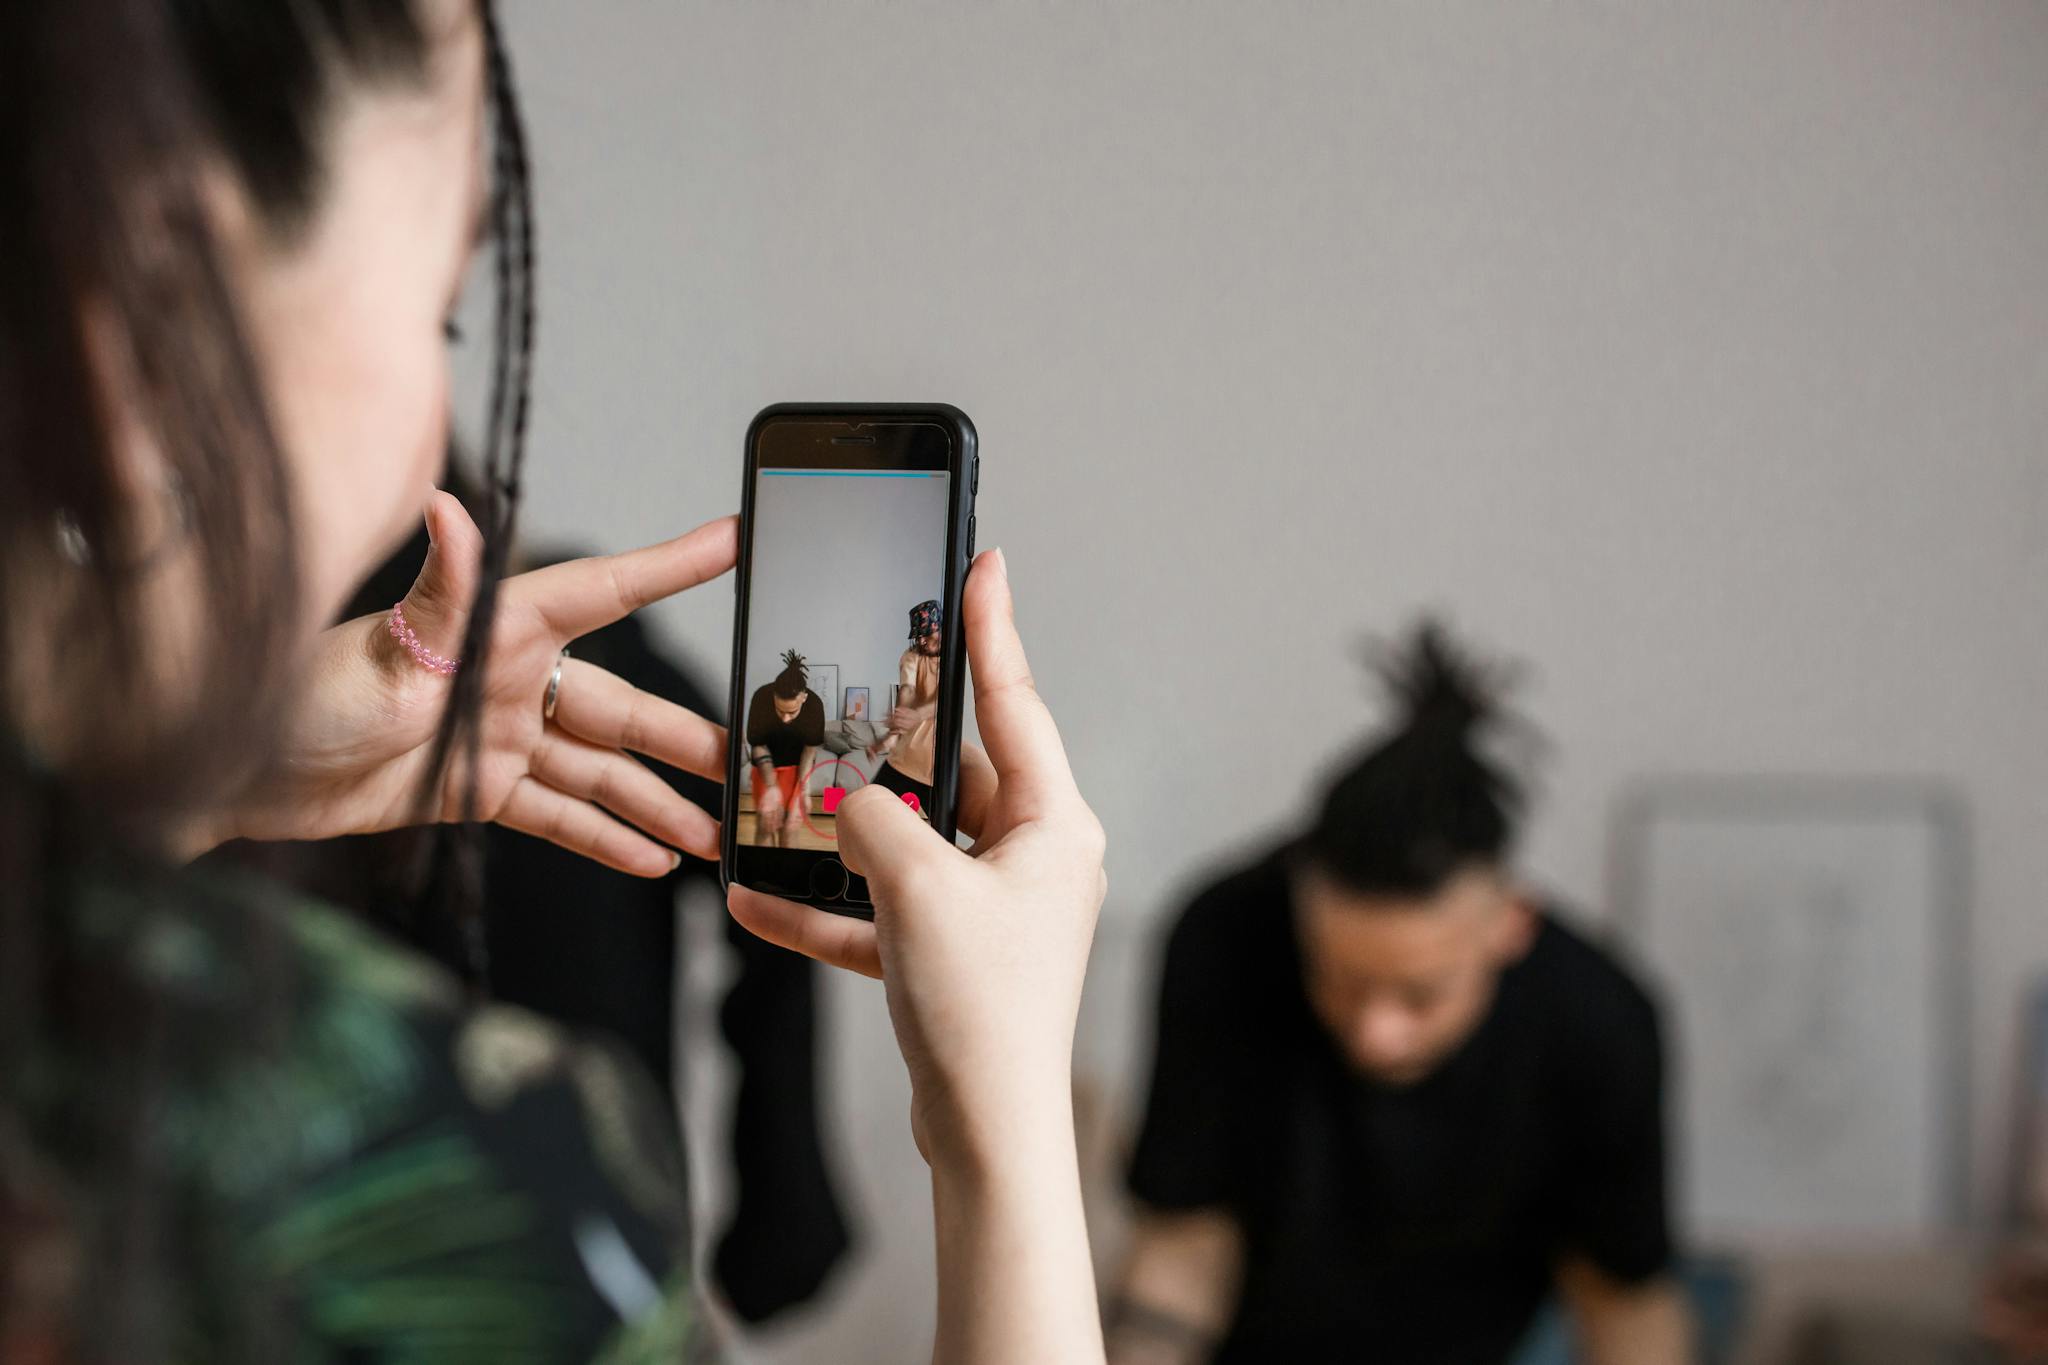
[736,429,955,855]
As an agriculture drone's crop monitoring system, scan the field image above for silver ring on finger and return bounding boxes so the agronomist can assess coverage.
[543,648,570,721]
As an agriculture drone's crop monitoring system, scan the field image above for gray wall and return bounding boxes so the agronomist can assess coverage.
[741,469,950,730]
[495,2,2048,1356]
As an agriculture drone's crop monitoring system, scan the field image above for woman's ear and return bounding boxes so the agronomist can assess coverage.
[76,295,174,544]
[81,161,253,533]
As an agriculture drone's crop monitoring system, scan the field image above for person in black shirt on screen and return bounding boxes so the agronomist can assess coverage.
[746,649,827,847]
[1111,622,1693,1365]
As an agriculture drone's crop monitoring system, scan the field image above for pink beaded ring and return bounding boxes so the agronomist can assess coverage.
[387,600,460,676]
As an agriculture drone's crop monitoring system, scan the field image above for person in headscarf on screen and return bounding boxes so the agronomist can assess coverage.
[868,600,943,819]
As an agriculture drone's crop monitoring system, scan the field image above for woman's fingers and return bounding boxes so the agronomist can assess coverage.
[529,730,719,860]
[517,516,739,641]
[497,775,680,878]
[728,885,883,979]
[548,659,728,779]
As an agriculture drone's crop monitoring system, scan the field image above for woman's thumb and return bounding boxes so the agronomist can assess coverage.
[397,490,483,654]
[836,784,941,893]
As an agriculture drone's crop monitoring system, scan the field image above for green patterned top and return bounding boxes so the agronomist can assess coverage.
[31,863,717,1364]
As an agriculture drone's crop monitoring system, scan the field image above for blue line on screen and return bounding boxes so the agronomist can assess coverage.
[761,469,944,478]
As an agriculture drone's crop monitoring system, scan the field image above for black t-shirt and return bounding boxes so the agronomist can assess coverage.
[1128,848,1673,1365]
[745,687,825,767]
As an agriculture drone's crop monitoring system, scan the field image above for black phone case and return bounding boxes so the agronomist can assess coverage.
[720,403,978,916]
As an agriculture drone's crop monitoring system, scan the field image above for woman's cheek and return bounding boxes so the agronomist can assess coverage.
[406,355,452,505]
[369,341,452,549]
[306,340,448,621]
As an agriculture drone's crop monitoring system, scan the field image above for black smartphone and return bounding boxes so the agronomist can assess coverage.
[721,403,978,915]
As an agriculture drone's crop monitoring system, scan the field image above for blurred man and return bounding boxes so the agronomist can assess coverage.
[867,599,943,816]
[1112,622,1693,1365]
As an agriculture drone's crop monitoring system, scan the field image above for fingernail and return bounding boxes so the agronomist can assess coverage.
[992,546,1008,581]
[667,851,682,872]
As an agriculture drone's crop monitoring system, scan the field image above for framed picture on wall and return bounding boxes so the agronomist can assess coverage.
[844,687,870,723]
[1611,779,1967,1243]
[806,662,839,721]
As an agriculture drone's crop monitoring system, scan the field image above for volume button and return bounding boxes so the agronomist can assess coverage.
[967,514,977,556]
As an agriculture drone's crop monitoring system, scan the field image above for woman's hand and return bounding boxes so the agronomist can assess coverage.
[729,547,1106,1162]
[729,547,1108,1365]
[219,492,735,877]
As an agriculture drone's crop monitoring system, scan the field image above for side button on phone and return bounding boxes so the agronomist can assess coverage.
[966,514,976,557]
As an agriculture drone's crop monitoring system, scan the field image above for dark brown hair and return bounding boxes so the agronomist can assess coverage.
[1298,619,1533,898]
[0,0,534,1353]
[773,649,811,701]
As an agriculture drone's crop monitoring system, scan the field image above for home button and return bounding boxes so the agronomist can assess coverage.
[809,858,849,902]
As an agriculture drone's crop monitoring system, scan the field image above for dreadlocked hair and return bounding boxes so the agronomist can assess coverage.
[773,650,809,700]
[1298,618,1535,898]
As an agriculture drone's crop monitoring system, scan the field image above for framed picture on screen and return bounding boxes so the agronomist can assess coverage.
[806,662,839,722]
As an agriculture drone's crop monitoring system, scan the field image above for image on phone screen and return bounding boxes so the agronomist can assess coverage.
[738,463,951,850]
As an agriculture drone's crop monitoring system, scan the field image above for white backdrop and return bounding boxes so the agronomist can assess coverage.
[741,469,950,727]
[485,3,2048,1357]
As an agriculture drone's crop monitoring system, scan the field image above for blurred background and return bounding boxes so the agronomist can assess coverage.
[477,2,2048,1360]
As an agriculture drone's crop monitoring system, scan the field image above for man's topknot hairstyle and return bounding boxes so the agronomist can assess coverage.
[772,649,808,700]
[1298,618,1533,897]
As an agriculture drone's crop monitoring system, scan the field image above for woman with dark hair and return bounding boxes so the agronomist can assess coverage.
[0,2,1108,1361]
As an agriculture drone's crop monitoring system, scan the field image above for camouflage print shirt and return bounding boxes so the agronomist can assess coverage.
[30,864,717,1365]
